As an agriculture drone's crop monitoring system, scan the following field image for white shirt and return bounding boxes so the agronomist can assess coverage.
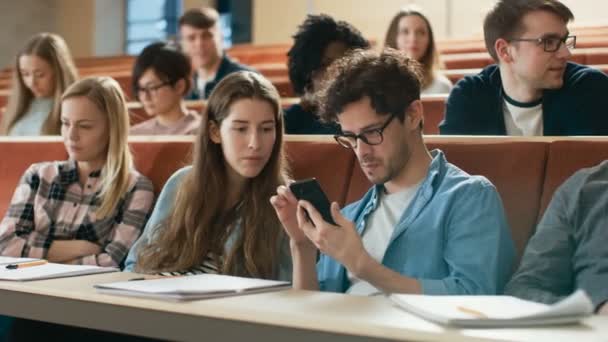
[422,73,453,95]
[346,182,421,296]
[503,94,543,136]
[9,97,54,136]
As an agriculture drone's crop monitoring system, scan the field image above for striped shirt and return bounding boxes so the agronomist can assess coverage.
[0,160,155,267]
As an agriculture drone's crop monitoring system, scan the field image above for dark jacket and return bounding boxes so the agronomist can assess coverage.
[284,103,340,135]
[186,54,254,100]
[440,63,608,135]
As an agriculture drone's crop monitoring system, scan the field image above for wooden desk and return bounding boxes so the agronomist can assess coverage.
[0,272,606,342]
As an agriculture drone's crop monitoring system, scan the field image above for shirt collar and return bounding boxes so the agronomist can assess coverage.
[59,160,102,185]
[367,149,445,210]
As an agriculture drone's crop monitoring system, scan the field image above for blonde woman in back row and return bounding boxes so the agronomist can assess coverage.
[1,32,78,136]
[384,7,452,94]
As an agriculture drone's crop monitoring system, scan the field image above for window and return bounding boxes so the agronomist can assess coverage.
[125,0,182,55]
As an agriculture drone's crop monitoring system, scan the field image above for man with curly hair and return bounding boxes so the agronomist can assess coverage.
[284,14,369,134]
[271,49,515,295]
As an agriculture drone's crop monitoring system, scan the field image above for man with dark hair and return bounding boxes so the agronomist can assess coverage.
[271,49,515,295]
[440,0,608,136]
[505,160,608,315]
[285,14,370,134]
[179,7,252,99]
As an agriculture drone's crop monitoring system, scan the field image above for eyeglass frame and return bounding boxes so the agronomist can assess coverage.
[136,81,173,98]
[334,114,398,149]
[507,34,576,53]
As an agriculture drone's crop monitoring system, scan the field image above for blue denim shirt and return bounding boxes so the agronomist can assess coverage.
[124,166,292,281]
[317,150,515,295]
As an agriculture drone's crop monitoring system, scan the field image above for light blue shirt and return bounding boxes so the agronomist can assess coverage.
[9,97,53,136]
[317,150,515,295]
[124,166,292,281]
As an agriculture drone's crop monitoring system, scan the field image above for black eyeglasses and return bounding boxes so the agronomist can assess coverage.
[334,115,397,149]
[136,81,172,97]
[508,35,576,53]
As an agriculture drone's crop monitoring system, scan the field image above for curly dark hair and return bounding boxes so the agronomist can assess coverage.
[287,14,369,96]
[317,48,423,124]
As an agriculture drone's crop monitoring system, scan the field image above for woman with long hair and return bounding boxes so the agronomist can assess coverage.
[384,7,452,94]
[1,32,78,135]
[125,71,291,280]
[0,77,154,266]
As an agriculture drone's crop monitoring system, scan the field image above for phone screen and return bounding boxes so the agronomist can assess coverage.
[289,178,337,225]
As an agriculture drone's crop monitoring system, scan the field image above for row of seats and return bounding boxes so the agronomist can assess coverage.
[1,136,608,264]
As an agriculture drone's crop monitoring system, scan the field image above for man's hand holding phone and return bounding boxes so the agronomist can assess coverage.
[296,199,368,274]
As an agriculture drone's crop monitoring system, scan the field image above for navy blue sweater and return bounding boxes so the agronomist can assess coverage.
[440,63,608,135]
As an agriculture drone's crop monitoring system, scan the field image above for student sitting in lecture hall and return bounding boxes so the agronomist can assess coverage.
[129,42,200,135]
[505,160,608,315]
[180,7,253,100]
[125,71,291,281]
[440,0,608,136]
[0,77,155,266]
[284,14,370,135]
[384,6,453,94]
[0,32,78,136]
[271,49,515,296]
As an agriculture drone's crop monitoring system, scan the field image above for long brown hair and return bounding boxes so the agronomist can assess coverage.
[62,77,133,219]
[137,71,289,278]
[384,8,440,89]
[1,33,78,135]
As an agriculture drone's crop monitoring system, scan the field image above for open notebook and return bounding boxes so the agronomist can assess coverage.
[389,290,594,328]
[95,274,292,301]
[0,262,118,281]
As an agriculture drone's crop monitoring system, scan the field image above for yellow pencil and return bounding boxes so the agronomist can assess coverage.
[5,259,48,270]
[457,306,488,319]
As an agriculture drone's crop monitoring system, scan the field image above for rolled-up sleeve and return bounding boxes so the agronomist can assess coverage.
[0,165,51,259]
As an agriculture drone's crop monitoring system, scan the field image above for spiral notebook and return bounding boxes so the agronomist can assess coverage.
[95,274,292,301]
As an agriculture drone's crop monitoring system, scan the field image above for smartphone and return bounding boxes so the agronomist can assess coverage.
[289,178,337,225]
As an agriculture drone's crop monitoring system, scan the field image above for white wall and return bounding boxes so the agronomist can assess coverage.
[94,0,126,56]
[252,0,608,45]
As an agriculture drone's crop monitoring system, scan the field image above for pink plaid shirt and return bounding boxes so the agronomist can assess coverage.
[0,160,155,267]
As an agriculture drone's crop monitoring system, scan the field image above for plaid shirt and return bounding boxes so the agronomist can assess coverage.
[0,160,154,267]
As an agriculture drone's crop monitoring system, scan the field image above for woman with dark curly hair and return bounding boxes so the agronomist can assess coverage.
[285,14,369,135]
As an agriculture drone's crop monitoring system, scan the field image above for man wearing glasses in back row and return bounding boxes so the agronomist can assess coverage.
[440,0,608,136]
[271,49,516,295]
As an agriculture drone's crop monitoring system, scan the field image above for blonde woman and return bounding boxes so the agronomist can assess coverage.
[384,8,452,94]
[0,77,154,267]
[125,71,291,280]
[1,32,78,136]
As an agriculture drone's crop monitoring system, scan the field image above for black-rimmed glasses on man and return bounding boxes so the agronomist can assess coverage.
[334,114,397,149]
[508,35,576,53]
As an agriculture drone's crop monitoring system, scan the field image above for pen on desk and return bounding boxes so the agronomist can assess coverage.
[5,260,48,270]
[457,306,488,319]
[128,277,146,281]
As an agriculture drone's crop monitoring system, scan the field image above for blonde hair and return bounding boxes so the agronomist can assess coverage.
[1,32,78,135]
[384,7,441,89]
[62,77,133,219]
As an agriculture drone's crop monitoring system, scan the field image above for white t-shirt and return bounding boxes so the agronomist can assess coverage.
[503,94,543,136]
[346,182,421,296]
[422,73,453,95]
[196,72,216,99]
[8,97,54,136]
